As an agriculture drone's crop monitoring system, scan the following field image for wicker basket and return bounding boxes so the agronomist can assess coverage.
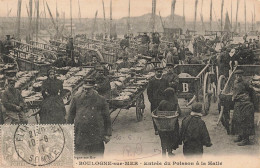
[152,110,179,131]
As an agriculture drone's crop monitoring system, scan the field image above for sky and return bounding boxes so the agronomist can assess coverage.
[0,0,259,23]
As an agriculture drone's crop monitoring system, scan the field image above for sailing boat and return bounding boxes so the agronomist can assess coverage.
[224,12,232,32]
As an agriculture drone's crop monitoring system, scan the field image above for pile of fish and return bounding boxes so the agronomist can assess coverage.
[251,75,260,94]
[178,73,194,78]
[22,67,93,107]
[112,72,155,101]
[15,71,39,89]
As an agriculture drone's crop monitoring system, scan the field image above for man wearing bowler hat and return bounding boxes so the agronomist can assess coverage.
[180,103,212,156]
[1,77,28,124]
[67,78,112,157]
[147,67,169,135]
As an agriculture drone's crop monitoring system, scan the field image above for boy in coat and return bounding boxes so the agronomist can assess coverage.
[180,103,212,156]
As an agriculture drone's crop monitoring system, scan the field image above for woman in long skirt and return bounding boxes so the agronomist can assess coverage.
[39,69,66,124]
[156,88,180,157]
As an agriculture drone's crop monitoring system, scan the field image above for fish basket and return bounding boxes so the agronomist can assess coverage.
[152,110,179,131]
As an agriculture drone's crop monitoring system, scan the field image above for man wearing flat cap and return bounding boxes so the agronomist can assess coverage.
[94,67,111,99]
[180,103,212,156]
[67,78,112,157]
[147,67,169,135]
[1,77,28,124]
[232,69,257,146]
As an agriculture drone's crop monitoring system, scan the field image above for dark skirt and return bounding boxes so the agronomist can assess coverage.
[232,101,255,136]
[40,95,66,124]
[158,120,180,150]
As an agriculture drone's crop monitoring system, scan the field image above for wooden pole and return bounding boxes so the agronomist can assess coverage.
[183,0,185,28]
[171,0,176,27]
[70,0,73,36]
[36,0,39,41]
[235,0,240,33]
[102,0,106,34]
[17,0,22,39]
[200,0,205,31]
[194,0,198,31]
[221,0,224,32]
[159,11,165,30]
[244,0,246,33]
[78,0,81,24]
[152,0,156,32]
[231,0,233,30]
[128,0,131,34]
[210,0,212,31]
[92,10,98,37]
[46,2,58,34]
[110,0,112,37]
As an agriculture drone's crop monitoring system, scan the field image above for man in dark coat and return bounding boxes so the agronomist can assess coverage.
[1,77,28,124]
[163,63,179,91]
[180,103,212,156]
[94,67,111,99]
[147,67,169,135]
[2,35,13,63]
[232,70,257,146]
[141,33,150,45]
[66,37,74,60]
[120,35,130,50]
[217,47,230,77]
[67,78,112,157]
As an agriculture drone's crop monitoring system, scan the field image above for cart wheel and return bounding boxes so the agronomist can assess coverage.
[136,93,145,122]
[203,72,212,115]
[217,75,227,104]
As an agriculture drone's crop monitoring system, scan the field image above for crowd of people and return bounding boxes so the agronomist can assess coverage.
[0,31,259,157]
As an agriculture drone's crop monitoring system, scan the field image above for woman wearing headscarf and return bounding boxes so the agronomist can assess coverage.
[39,69,66,124]
[156,88,180,157]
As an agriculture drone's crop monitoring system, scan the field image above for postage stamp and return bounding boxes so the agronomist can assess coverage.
[1,124,74,167]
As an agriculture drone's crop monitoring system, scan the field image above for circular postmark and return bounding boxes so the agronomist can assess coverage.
[14,125,65,166]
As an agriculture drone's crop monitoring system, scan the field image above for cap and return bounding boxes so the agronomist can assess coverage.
[154,67,163,72]
[83,78,95,88]
[192,103,203,113]
[100,61,107,65]
[234,69,244,74]
[95,66,104,72]
[166,63,174,67]
[7,77,16,83]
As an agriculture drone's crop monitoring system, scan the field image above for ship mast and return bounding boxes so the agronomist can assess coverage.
[194,0,198,31]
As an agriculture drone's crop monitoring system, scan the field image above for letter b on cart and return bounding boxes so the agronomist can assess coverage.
[182,83,189,92]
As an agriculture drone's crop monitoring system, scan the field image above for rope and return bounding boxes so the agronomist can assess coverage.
[112,108,122,125]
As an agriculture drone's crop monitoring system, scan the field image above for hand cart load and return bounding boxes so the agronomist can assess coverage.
[174,64,216,114]
[107,66,155,122]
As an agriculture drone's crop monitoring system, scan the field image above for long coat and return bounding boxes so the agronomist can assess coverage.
[232,79,256,136]
[156,99,180,150]
[40,78,66,124]
[67,91,112,149]
[1,88,27,124]
[147,77,169,112]
[180,113,211,156]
